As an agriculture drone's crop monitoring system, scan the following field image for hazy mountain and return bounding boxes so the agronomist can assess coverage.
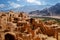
[48,3,60,15]
[29,3,60,16]
[0,5,51,12]
[12,5,51,12]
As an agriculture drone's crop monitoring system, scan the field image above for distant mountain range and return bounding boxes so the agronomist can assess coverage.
[29,3,60,16]
[0,3,60,16]
[0,5,51,12]
[12,5,51,12]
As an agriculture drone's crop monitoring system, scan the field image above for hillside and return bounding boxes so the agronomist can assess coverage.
[29,3,60,16]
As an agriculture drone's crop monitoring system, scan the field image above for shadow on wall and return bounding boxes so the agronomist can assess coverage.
[5,33,15,40]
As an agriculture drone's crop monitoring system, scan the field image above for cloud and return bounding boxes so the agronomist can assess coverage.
[8,1,24,8]
[0,4,5,8]
[17,0,20,1]
[26,0,41,5]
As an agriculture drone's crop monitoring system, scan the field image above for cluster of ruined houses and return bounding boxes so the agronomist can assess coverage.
[0,11,59,40]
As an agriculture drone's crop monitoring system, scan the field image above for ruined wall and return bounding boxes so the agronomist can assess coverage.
[0,11,58,40]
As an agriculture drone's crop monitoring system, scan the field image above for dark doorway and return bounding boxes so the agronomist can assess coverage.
[5,34,15,40]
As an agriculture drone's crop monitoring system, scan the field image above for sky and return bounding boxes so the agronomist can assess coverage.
[0,0,60,10]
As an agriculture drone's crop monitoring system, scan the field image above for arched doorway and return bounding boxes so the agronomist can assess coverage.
[5,33,15,40]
